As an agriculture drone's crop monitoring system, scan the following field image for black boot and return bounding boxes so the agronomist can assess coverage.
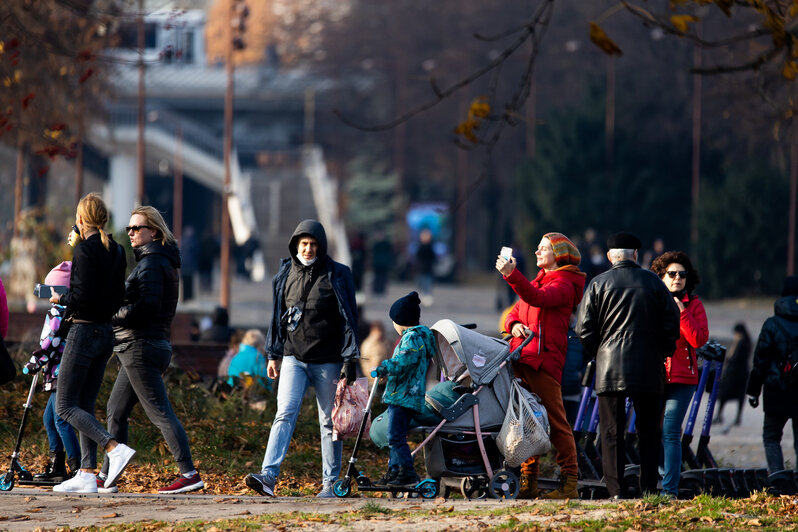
[66,456,80,478]
[388,466,420,486]
[377,467,398,485]
[33,451,68,483]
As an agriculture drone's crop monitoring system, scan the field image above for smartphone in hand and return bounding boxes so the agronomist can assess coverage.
[500,246,513,260]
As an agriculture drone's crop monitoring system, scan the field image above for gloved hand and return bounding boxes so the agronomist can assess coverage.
[370,366,387,379]
[748,395,759,408]
[340,360,357,385]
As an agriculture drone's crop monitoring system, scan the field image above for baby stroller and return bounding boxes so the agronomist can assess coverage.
[333,319,535,500]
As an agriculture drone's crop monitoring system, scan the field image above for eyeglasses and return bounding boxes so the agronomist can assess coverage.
[126,225,151,234]
[666,271,688,279]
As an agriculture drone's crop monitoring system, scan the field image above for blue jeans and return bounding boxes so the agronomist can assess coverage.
[661,383,695,495]
[43,393,79,459]
[55,322,116,469]
[763,413,798,473]
[101,339,194,475]
[387,405,414,470]
[260,356,342,485]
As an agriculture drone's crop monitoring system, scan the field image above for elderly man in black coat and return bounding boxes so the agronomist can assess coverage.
[576,232,680,498]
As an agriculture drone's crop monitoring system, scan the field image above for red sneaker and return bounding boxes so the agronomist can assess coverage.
[158,472,204,494]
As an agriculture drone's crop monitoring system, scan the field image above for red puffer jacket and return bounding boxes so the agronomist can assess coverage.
[665,294,708,385]
[503,265,585,382]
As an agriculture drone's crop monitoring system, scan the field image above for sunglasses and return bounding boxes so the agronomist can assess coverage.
[666,271,688,279]
[126,225,151,234]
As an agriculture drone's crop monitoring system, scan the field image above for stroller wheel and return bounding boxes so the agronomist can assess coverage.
[489,469,519,500]
[0,472,15,491]
[460,477,487,499]
[332,479,351,498]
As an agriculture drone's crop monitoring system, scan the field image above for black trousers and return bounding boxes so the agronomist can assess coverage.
[598,393,662,497]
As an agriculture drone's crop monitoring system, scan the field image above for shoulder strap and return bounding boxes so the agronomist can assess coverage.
[772,319,796,360]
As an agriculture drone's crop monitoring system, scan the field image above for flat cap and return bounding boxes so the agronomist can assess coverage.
[607,232,642,250]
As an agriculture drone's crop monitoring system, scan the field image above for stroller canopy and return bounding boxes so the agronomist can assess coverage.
[431,320,510,386]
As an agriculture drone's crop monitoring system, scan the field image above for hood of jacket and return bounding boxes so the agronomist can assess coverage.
[775,295,798,321]
[133,240,181,269]
[288,220,328,265]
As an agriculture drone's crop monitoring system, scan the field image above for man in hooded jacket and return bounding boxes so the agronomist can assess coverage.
[245,220,359,498]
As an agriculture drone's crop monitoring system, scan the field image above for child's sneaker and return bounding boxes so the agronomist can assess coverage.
[388,467,420,486]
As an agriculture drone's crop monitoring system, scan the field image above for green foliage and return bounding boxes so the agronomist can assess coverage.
[515,84,691,251]
[696,162,790,298]
[344,146,402,240]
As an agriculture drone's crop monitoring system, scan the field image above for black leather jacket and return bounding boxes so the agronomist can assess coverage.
[747,295,798,417]
[112,240,181,343]
[576,260,680,395]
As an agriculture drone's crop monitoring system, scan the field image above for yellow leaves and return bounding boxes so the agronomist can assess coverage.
[670,14,698,33]
[589,22,623,56]
[791,1,798,19]
[454,97,491,144]
[59,66,68,76]
[783,61,798,80]
[44,128,63,140]
[0,42,4,54]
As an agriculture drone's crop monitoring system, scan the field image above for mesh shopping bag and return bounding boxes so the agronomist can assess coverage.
[496,379,551,467]
[332,377,371,441]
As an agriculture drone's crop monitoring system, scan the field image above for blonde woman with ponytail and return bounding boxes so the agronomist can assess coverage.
[49,193,133,494]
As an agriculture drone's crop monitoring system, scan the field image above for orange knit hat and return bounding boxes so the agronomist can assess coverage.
[543,233,581,267]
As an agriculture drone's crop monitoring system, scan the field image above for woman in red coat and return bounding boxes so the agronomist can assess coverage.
[651,251,708,498]
[496,232,585,499]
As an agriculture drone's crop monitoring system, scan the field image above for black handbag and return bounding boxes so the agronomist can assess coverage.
[0,336,16,385]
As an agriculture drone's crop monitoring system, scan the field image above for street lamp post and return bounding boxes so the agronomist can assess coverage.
[221,0,248,309]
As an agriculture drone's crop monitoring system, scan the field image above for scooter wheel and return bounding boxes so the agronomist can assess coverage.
[333,479,351,498]
[489,469,519,500]
[418,480,439,499]
[460,477,487,499]
[0,472,15,491]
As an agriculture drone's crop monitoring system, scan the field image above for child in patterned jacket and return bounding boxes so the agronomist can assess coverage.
[371,291,437,486]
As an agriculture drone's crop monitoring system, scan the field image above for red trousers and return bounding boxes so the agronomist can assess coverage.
[512,362,578,477]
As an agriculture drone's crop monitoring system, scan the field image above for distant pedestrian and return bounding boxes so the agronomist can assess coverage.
[746,276,798,473]
[371,232,392,296]
[359,321,392,387]
[180,226,199,301]
[416,228,436,306]
[227,329,271,391]
[198,231,219,293]
[650,250,708,499]
[349,232,367,294]
[576,232,680,498]
[51,193,130,494]
[714,323,752,427]
[200,306,235,344]
[245,220,360,498]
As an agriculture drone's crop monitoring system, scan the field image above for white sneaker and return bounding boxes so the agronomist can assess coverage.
[105,443,136,488]
[96,478,118,493]
[53,472,98,493]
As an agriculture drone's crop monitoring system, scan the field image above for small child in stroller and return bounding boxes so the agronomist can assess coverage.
[371,291,437,486]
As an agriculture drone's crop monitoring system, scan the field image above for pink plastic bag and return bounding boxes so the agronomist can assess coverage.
[332,377,371,441]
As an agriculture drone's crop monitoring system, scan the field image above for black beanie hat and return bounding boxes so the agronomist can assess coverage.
[390,291,421,326]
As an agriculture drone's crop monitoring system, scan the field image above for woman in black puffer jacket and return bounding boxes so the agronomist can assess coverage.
[99,206,204,494]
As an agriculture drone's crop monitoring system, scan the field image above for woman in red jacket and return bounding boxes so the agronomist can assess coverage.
[651,251,708,498]
[496,232,585,499]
